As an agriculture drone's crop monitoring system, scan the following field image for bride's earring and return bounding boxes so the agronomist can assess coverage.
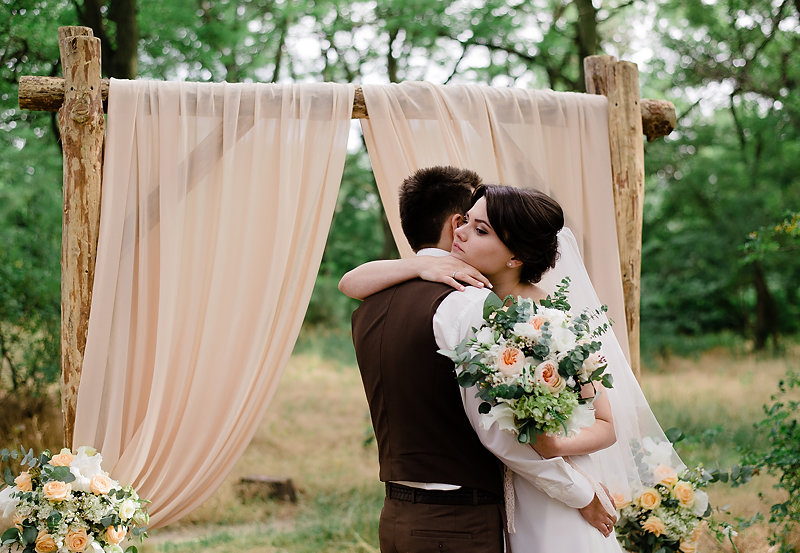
[507,261,514,267]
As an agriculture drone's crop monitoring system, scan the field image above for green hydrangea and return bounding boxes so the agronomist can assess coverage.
[511,384,578,436]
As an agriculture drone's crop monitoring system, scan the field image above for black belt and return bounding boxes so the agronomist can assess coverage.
[385,482,501,505]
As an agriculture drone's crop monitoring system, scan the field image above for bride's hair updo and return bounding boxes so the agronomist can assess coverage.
[472,184,564,284]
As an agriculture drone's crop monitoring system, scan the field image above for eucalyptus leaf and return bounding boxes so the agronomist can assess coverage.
[22,525,37,545]
[664,427,685,444]
[2,527,21,544]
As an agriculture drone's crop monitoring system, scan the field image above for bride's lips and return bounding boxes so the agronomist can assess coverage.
[452,242,464,253]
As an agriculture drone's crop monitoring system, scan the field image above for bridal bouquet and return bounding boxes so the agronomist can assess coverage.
[440,277,613,444]
[614,438,740,553]
[0,446,148,553]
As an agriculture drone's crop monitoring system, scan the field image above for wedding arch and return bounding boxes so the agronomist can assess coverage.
[18,26,675,526]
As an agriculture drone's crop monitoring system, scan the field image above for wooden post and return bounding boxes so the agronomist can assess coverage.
[58,26,104,447]
[584,55,645,378]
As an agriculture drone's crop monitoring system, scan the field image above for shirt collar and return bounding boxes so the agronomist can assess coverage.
[416,247,449,257]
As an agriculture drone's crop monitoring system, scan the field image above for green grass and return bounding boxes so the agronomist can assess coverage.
[142,488,383,553]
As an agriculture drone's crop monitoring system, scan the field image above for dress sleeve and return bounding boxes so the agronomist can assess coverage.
[433,286,595,509]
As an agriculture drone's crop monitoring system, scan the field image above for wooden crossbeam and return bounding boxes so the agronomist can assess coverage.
[18,76,675,141]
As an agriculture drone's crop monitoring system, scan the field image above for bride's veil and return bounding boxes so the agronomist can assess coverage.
[540,228,685,500]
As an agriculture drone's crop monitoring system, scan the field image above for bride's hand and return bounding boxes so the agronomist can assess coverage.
[417,256,492,291]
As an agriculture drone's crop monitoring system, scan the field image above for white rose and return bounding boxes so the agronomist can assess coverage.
[579,351,606,380]
[692,489,709,516]
[474,326,495,346]
[480,403,517,433]
[0,485,19,527]
[513,322,541,341]
[119,499,137,521]
[641,437,679,469]
[69,448,105,486]
[537,307,568,327]
[550,326,577,352]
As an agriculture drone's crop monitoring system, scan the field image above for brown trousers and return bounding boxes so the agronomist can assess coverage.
[378,496,505,553]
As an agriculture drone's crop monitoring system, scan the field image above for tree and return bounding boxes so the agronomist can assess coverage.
[639,0,800,351]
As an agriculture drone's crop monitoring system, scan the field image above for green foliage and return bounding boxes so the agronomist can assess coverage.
[743,212,800,264]
[744,369,800,552]
[640,0,800,354]
[0,1,67,393]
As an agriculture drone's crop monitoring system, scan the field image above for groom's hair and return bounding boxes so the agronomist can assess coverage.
[399,166,482,251]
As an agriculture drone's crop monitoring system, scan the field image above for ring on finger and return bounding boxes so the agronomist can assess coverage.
[452,271,457,279]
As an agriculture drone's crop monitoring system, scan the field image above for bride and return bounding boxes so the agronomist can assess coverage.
[340,181,683,551]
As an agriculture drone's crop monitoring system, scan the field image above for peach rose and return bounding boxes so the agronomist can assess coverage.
[672,481,695,507]
[637,488,662,510]
[497,346,525,378]
[534,360,567,393]
[14,471,32,492]
[42,480,72,502]
[106,525,127,545]
[50,449,75,467]
[642,515,666,536]
[530,315,545,330]
[89,474,114,495]
[66,528,90,552]
[653,464,678,486]
[679,540,698,553]
[34,530,58,553]
[611,492,631,510]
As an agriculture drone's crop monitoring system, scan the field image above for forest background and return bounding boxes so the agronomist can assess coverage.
[0,1,798,552]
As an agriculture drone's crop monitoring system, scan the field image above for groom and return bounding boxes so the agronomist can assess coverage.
[350,166,614,553]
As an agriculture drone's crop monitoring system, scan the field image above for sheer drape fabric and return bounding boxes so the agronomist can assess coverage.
[361,82,629,358]
[73,79,354,527]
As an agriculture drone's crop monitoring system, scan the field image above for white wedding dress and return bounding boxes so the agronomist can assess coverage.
[503,228,682,552]
[509,455,623,552]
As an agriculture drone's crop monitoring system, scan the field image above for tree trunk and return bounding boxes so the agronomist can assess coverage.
[752,261,777,350]
[107,0,138,78]
[573,0,599,92]
[75,0,139,79]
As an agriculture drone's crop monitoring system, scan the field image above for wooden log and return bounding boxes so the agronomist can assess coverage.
[640,98,676,142]
[19,76,675,140]
[58,26,104,447]
[584,54,645,379]
[238,475,298,503]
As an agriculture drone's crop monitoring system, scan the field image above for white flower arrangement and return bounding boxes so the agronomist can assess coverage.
[0,446,148,553]
[440,277,613,443]
[614,438,746,553]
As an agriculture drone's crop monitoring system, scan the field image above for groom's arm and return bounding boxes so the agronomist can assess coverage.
[433,288,594,509]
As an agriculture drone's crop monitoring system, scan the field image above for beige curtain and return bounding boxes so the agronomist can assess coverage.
[74,79,354,527]
[360,82,629,358]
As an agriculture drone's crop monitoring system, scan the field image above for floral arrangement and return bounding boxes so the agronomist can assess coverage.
[440,277,612,443]
[0,446,148,553]
[614,437,742,553]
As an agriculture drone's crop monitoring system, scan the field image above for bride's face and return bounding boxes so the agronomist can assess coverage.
[451,197,515,275]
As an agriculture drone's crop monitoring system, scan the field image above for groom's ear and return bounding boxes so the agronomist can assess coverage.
[449,213,463,233]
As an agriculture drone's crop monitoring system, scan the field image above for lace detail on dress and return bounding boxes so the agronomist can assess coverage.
[504,464,516,533]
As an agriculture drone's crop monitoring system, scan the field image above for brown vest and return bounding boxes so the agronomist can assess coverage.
[352,279,503,495]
